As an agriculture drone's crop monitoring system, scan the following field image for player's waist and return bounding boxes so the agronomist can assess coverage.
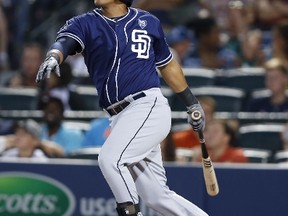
[104,88,162,116]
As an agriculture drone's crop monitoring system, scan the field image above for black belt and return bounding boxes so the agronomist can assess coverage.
[105,92,146,116]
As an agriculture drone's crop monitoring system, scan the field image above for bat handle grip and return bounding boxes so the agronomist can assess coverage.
[190,110,205,140]
[191,110,201,121]
[191,110,208,158]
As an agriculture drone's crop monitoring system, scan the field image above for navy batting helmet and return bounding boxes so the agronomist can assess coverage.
[120,0,133,7]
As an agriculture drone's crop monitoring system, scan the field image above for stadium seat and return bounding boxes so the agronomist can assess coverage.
[62,120,91,133]
[175,148,194,162]
[250,89,271,99]
[159,68,215,87]
[237,123,284,162]
[69,85,102,111]
[250,89,288,100]
[182,68,215,87]
[71,75,94,86]
[66,147,101,160]
[242,148,272,163]
[0,87,38,110]
[219,67,265,94]
[171,86,245,112]
[274,151,288,163]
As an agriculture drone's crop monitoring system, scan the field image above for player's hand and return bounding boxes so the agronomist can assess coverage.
[36,56,60,83]
[187,103,205,132]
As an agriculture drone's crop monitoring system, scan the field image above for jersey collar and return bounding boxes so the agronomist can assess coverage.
[94,7,131,23]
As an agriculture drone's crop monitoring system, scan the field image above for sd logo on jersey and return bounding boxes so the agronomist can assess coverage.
[131,19,150,59]
[131,29,151,59]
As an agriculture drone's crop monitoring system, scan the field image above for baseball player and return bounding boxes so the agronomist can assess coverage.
[36,1,207,215]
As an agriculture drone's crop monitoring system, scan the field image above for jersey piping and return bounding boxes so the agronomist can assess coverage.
[115,58,121,101]
[98,7,131,23]
[156,52,173,68]
[56,32,85,52]
[124,8,138,43]
[94,9,119,104]
[94,8,139,106]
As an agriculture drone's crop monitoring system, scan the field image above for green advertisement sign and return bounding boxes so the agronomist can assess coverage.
[0,172,75,216]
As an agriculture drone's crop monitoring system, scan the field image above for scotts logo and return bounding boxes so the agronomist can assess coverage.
[0,172,75,216]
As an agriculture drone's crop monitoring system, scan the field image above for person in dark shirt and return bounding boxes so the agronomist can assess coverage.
[248,58,288,112]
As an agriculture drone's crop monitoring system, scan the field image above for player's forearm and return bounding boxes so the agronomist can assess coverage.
[159,59,188,93]
[159,59,198,106]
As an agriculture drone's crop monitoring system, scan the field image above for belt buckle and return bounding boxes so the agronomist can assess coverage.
[106,101,127,116]
[110,106,117,116]
[106,92,146,116]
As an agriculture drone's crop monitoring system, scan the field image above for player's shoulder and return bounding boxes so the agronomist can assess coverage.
[132,8,161,23]
[70,9,100,23]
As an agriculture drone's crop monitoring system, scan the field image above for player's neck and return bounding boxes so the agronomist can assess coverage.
[101,5,128,18]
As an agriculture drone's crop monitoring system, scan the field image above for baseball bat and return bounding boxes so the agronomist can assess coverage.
[191,110,219,196]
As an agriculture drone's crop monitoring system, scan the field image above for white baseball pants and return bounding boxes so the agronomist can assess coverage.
[98,88,208,216]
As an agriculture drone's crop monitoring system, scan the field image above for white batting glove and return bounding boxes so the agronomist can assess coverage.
[187,103,205,132]
[36,56,60,83]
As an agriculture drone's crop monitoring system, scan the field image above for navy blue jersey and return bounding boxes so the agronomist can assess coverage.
[56,7,172,108]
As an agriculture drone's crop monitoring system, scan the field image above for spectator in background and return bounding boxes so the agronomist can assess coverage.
[0,4,8,71]
[28,0,66,46]
[224,1,266,67]
[1,0,29,70]
[240,29,266,67]
[201,0,254,32]
[81,117,111,148]
[192,119,248,163]
[253,0,288,31]
[37,62,87,111]
[281,124,288,151]
[272,21,288,65]
[185,16,241,69]
[248,58,288,112]
[198,96,216,123]
[166,25,194,66]
[161,96,217,162]
[134,0,184,30]
[161,132,176,162]
[6,42,44,88]
[39,97,84,154]
[0,119,64,160]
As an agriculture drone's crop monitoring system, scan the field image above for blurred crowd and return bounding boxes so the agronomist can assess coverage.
[1,0,288,164]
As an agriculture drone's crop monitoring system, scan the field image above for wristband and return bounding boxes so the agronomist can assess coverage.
[176,87,198,106]
[46,52,60,63]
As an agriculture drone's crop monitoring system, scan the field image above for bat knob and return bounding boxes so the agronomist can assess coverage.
[191,110,201,121]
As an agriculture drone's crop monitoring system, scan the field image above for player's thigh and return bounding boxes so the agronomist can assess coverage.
[101,97,171,163]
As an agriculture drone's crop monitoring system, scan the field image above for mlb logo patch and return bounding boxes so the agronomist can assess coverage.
[138,19,147,29]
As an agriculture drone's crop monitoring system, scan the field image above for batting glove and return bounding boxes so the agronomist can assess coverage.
[187,103,205,132]
[36,55,60,83]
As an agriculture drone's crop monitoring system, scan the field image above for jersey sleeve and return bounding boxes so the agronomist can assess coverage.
[154,21,173,68]
[56,16,86,53]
